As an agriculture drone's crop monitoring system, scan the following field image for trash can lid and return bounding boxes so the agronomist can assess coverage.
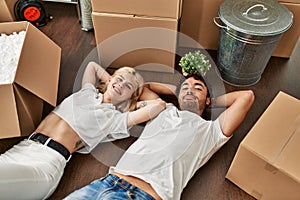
[219,0,293,36]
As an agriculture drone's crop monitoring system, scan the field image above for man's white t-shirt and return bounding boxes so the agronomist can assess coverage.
[53,83,130,153]
[110,104,230,200]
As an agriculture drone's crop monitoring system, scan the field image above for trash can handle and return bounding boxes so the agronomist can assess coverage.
[213,17,229,31]
[243,4,267,16]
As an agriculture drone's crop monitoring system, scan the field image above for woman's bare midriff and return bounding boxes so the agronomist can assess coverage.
[35,112,84,153]
[111,171,162,200]
[36,113,161,199]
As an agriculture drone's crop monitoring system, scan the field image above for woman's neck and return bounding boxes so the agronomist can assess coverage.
[102,93,112,104]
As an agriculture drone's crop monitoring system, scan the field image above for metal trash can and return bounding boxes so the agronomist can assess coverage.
[214,0,293,86]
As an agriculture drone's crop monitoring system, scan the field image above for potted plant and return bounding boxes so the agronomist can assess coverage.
[179,50,211,76]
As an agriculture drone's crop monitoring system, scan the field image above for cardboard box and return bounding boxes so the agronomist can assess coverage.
[92,12,178,73]
[178,0,223,50]
[91,0,182,19]
[179,0,299,58]
[226,91,300,200]
[272,2,300,58]
[279,0,300,3]
[0,0,17,22]
[0,21,61,139]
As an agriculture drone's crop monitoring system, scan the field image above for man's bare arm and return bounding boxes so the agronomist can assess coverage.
[214,90,255,137]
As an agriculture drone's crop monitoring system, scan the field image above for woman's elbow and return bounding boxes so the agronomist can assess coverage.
[151,99,167,117]
[243,90,255,110]
[158,99,167,110]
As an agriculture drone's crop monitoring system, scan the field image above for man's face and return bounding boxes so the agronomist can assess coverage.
[178,77,210,115]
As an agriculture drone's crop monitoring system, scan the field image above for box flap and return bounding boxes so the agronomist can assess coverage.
[14,22,61,106]
[14,84,43,136]
[242,91,300,172]
[0,84,20,137]
[0,21,27,33]
[275,116,300,182]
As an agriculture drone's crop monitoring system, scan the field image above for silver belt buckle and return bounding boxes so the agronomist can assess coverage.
[28,132,37,140]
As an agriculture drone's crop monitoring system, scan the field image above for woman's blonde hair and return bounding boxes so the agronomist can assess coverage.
[96,67,144,112]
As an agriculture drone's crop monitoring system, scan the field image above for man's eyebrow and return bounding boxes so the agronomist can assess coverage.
[119,75,124,79]
[195,82,205,87]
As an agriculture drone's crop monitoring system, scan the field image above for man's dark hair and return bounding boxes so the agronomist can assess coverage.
[175,74,212,99]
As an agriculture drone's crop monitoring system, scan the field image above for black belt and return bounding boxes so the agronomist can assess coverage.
[29,132,72,161]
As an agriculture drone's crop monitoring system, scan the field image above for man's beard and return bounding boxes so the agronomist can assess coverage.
[179,96,206,115]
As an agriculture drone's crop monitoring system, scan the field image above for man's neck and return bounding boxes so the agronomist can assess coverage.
[179,106,203,116]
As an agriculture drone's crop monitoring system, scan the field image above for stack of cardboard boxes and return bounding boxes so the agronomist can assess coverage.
[179,0,300,58]
[91,0,182,73]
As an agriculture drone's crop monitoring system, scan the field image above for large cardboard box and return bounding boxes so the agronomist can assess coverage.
[91,0,182,19]
[0,21,61,139]
[0,0,17,22]
[92,12,178,73]
[179,0,300,58]
[226,92,300,200]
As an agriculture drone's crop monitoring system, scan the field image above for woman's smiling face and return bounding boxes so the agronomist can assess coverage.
[105,73,137,104]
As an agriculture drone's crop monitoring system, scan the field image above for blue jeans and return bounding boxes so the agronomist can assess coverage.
[63,174,155,200]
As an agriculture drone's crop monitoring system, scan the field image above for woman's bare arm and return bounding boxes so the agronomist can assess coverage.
[145,82,177,96]
[127,99,166,127]
[81,61,111,87]
[125,84,168,127]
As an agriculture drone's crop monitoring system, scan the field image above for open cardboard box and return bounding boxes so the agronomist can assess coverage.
[0,0,18,22]
[226,91,300,199]
[0,21,61,139]
[92,12,178,73]
[91,0,182,19]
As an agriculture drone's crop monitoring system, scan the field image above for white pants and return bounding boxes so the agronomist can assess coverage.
[0,139,67,200]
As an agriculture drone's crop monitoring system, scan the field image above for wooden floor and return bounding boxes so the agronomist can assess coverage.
[0,2,299,199]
